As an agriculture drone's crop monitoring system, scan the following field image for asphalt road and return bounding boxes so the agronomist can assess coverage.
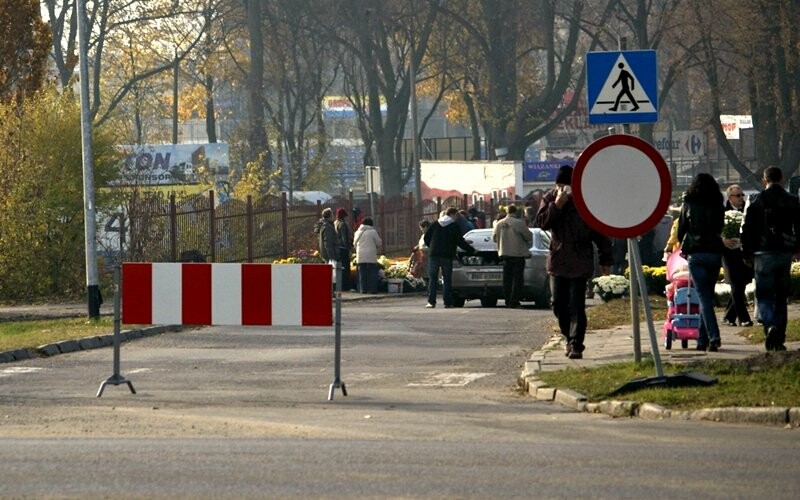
[1,295,798,498]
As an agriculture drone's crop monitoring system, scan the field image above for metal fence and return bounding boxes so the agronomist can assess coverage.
[123,190,511,264]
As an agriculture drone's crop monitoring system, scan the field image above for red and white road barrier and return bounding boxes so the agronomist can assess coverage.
[122,263,333,326]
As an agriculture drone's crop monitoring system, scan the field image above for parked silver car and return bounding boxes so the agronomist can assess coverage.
[451,228,551,308]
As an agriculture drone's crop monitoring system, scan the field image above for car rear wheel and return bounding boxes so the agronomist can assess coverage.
[480,297,498,307]
[452,296,465,308]
[532,286,551,309]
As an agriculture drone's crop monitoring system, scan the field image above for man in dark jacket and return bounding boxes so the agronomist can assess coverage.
[741,166,800,351]
[334,208,354,290]
[536,166,612,359]
[314,208,338,264]
[423,207,475,308]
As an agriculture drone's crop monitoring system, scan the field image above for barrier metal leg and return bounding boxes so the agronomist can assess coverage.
[328,262,347,400]
[97,265,136,397]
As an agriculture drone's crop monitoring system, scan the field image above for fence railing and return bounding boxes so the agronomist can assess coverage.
[123,191,509,264]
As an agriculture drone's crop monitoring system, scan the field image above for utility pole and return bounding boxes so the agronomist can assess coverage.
[173,48,179,144]
[77,0,102,318]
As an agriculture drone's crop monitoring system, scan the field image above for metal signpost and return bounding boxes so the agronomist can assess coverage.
[365,166,381,218]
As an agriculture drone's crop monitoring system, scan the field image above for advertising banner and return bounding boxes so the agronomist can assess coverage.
[117,143,229,186]
[719,115,753,140]
[523,160,575,183]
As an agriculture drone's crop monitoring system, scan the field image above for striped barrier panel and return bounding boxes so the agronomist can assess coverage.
[122,263,333,326]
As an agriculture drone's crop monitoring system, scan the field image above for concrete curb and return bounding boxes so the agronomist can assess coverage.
[520,373,800,428]
[0,325,183,364]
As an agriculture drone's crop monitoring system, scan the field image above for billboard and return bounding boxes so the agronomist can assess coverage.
[116,143,229,186]
[652,130,704,158]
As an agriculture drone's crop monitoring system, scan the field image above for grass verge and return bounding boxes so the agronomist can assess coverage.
[539,296,800,410]
[0,317,134,352]
[537,352,800,410]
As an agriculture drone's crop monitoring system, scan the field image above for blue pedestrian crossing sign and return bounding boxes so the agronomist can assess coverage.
[586,50,658,124]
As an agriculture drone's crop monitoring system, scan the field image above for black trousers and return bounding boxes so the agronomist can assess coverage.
[337,248,352,290]
[551,275,588,351]
[722,248,753,324]
[502,256,525,306]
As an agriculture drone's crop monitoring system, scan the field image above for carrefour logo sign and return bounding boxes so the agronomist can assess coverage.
[653,130,704,158]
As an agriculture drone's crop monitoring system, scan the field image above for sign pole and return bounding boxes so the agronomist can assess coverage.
[627,240,664,376]
[96,265,136,397]
[627,238,642,363]
[328,262,347,400]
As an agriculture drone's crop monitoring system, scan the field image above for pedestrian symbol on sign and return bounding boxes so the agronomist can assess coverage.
[610,63,639,112]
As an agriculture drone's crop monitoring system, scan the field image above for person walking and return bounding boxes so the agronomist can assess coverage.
[740,166,800,351]
[492,205,532,308]
[677,173,726,352]
[423,207,476,308]
[721,184,753,327]
[334,208,355,291]
[353,217,382,294]
[536,165,612,359]
[314,207,337,266]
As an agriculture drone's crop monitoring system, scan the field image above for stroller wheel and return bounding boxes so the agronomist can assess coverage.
[664,330,673,350]
[681,339,689,349]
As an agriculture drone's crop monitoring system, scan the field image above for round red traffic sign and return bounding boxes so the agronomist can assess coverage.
[572,134,671,239]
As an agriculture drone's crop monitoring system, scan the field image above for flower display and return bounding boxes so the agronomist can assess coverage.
[383,262,410,279]
[272,248,322,264]
[722,209,744,239]
[592,275,629,302]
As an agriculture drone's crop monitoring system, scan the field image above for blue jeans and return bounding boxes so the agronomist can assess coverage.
[754,252,792,345]
[427,256,453,306]
[687,252,722,346]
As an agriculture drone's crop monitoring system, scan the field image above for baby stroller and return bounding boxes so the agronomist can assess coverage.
[662,249,701,349]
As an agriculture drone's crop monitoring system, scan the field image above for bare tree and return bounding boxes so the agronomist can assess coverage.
[321,0,440,198]
[438,0,617,161]
[43,0,214,127]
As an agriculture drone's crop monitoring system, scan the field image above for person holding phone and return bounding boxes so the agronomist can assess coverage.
[536,165,612,359]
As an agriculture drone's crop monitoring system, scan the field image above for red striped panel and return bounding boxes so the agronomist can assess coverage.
[122,263,153,324]
[241,263,272,325]
[301,264,333,326]
[182,263,212,325]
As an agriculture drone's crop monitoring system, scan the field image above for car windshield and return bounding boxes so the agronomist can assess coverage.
[463,228,551,252]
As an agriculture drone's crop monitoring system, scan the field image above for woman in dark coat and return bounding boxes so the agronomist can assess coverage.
[677,173,725,351]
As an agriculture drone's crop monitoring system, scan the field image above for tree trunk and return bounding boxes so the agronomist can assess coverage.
[205,74,217,143]
[245,0,268,166]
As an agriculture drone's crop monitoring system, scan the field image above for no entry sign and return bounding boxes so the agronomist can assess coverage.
[572,134,671,239]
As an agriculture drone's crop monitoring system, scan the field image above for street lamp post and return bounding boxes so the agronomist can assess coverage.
[77,0,102,318]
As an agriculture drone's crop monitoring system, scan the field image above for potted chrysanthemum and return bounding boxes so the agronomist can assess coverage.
[592,274,629,302]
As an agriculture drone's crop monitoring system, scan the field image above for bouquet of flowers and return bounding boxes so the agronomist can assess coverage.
[722,210,743,239]
[592,275,629,302]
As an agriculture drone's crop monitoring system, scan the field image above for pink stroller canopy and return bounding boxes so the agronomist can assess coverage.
[666,249,689,282]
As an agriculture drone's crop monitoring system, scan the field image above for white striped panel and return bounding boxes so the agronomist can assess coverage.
[271,264,303,325]
[152,263,182,325]
[212,264,242,325]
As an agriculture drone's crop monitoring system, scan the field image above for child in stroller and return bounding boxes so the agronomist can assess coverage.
[662,249,701,349]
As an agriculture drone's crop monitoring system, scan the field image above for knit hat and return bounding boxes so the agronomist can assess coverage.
[336,207,348,219]
[322,208,333,219]
[555,165,573,186]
